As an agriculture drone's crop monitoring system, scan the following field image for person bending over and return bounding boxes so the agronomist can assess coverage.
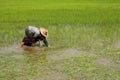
[20,26,49,47]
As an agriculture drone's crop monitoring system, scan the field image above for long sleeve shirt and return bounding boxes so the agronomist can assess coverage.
[24,26,49,47]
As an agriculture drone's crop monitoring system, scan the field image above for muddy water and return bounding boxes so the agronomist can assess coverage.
[0,45,23,54]
[0,45,46,54]
[1,45,118,80]
[0,45,47,63]
[95,58,115,68]
[0,46,87,70]
[114,41,120,48]
[47,48,86,61]
[0,45,87,80]
[0,45,87,64]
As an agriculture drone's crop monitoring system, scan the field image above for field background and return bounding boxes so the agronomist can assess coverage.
[0,0,120,80]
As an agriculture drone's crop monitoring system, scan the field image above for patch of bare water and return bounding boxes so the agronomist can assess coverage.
[0,44,46,55]
[0,45,45,63]
[0,45,23,54]
[22,46,46,54]
[47,48,86,61]
[0,45,26,60]
[12,54,25,59]
[95,58,115,68]
[114,41,120,48]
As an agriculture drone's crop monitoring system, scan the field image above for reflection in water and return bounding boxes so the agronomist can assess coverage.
[0,45,23,54]
[23,46,46,53]
[22,46,48,64]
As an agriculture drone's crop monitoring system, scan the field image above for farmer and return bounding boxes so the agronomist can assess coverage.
[20,26,49,47]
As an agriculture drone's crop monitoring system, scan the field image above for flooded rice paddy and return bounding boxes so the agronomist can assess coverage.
[0,44,120,80]
[0,0,120,79]
[0,45,87,62]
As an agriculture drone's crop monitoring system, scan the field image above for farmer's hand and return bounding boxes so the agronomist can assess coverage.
[20,42,24,47]
[48,45,55,48]
[48,45,51,48]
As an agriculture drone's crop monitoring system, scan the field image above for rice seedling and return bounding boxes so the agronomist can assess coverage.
[0,0,120,80]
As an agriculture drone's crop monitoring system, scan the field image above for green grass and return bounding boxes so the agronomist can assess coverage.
[0,0,120,80]
[0,0,120,47]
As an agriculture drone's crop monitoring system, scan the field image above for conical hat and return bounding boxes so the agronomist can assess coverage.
[40,28,48,37]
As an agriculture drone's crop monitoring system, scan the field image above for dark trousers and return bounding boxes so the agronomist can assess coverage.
[22,37,35,46]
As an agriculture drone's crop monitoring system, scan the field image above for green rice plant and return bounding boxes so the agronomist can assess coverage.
[0,1,120,80]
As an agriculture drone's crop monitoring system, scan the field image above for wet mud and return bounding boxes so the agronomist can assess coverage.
[0,45,119,80]
[114,41,120,48]
[47,48,86,61]
[34,68,69,80]
[95,58,115,68]
[0,45,23,54]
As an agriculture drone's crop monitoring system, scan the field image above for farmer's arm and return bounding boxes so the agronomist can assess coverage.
[43,38,49,47]
[20,37,26,47]
[20,42,24,47]
[39,40,43,46]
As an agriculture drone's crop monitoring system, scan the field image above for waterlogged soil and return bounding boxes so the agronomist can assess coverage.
[114,41,120,48]
[0,45,23,54]
[47,48,86,61]
[0,45,119,80]
[95,58,115,68]
[34,67,69,80]
[0,45,87,61]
